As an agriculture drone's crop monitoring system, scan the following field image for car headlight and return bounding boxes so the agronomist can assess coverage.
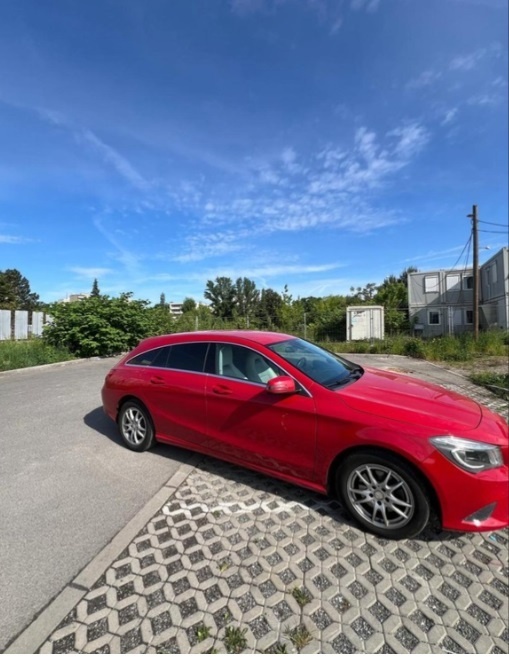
[430,436,503,473]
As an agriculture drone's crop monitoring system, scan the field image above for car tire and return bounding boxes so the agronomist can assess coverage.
[336,451,431,539]
[118,400,155,452]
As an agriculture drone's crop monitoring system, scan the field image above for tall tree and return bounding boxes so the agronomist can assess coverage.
[235,277,259,318]
[204,277,237,319]
[91,279,100,297]
[257,288,283,327]
[0,269,40,309]
[182,297,196,313]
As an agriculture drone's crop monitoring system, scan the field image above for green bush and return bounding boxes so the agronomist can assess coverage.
[43,294,157,358]
[403,338,426,359]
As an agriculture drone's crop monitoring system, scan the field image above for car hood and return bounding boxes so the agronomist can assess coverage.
[339,367,482,431]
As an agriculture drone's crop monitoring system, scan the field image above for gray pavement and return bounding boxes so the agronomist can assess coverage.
[0,358,192,652]
[3,356,509,654]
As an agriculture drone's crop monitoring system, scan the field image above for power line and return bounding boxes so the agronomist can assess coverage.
[478,228,509,235]
[478,219,508,228]
[449,232,473,271]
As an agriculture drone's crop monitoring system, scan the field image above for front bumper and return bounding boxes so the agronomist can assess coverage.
[422,451,509,533]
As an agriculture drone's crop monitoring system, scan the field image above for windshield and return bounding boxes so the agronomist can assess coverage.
[268,338,362,388]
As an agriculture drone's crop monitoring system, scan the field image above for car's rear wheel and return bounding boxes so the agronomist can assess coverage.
[118,400,155,452]
[337,451,431,539]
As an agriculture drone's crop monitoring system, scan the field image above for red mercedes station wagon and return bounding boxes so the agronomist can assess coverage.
[102,331,509,539]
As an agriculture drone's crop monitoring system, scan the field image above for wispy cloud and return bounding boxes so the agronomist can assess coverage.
[407,70,442,90]
[169,121,429,262]
[38,108,150,191]
[441,107,458,125]
[449,43,502,71]
[0,234,31,244]
[468,92,504,106]
[69,266,114,280]
[230,0,376,34]
[407,44,503,91]
[351,0,380,13]
[93,218,143,276]
[403,244,469,265]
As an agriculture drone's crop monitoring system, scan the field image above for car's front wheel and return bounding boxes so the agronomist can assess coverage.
[118,400,155,452]
[337,451,431,539]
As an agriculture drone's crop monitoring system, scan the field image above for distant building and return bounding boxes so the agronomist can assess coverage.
[168,302,183,316]
[480,247,509,330]
[59,293,89,303]
[408,247,508,336]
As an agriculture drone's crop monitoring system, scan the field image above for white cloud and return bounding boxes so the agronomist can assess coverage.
[38,107,149,191]
[93,218,143,275]
[169,120,430,261]
[79,130,149,191]
[441,107,458,125]
[449,44,502,71]
[403,244,468,265]
[69,266,114,279]
[0,234,30,244]
[468,93,503,106]
[351,0,380,12]
[407,70,442,90]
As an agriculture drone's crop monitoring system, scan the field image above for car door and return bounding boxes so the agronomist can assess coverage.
[205,343,317,483]
[128,342,209,449]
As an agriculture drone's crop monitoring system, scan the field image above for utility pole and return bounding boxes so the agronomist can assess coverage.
[467,204,479,341]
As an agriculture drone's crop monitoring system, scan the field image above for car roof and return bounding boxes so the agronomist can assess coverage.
[136,330,295,349]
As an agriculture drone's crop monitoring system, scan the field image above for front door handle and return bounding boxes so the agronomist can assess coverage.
[212,384,232,395]
[150,376,166,385]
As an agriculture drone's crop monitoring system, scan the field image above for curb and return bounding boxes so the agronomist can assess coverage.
[0,356,122,377]
[4,457,199,654]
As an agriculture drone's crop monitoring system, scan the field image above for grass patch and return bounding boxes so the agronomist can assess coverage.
[325,330,509,363]
[469,372,509,400]
[224,626,248,654]
[194,624,212,643]
[0,339,75,371]
[265,642,289,653]
[284,625,313,652]
[291,586,312,608]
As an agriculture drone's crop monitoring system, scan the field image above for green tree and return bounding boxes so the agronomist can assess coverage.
[235,277,259,320]
[182,297,197,313]
[91,279,100,297]
[257,288,283,328]
[204,277,237,319]
[0,269,40,309]
[44,293,155,357]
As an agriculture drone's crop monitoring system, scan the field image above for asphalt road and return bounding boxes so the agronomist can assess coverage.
[0,358,193,652]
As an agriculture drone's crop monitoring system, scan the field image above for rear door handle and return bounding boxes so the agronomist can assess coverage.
[150,376,166,385]
[212,384,232,395]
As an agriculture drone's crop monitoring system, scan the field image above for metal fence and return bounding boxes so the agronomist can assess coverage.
[0,310,52,341]
[173,303,506,342]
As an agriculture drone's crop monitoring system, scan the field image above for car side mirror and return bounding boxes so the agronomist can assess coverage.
[266,376,297,394]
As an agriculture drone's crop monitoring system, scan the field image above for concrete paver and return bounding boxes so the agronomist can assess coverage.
[5,357,508,654]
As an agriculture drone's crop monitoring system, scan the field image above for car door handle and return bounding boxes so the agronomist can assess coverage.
[150,376,166,385]
[212,384,232,395]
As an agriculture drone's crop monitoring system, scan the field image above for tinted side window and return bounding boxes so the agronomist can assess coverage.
[126,347,169,367]
[167,343,209,372]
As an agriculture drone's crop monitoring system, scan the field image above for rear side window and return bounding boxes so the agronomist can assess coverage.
[126,346,169,367]
[166,343,209,372]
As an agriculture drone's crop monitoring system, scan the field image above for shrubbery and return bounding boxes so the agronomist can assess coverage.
[43,293,165,358]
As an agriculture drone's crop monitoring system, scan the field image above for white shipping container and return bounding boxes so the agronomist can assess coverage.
[346,306,384,341]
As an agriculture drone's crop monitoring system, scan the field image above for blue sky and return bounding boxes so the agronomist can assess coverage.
[0,0,507,304]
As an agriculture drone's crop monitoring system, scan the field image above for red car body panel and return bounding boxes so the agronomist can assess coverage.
[101,331,509,534]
